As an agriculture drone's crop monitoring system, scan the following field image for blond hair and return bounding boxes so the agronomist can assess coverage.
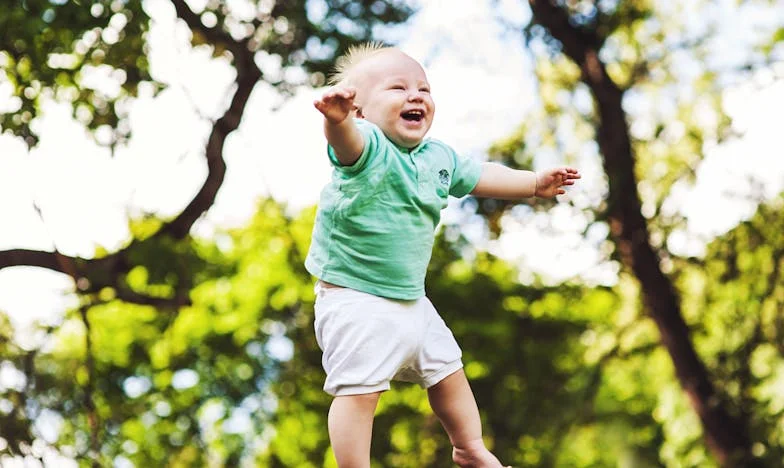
[329,42,393,85]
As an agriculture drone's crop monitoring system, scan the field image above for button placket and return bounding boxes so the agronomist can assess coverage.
[410,149,424,187]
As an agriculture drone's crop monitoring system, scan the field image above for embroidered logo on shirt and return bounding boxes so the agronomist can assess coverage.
[438,169,450,186]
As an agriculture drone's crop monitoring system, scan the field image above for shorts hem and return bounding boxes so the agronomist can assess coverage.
[422,359,464,389]
[327,382,391,397]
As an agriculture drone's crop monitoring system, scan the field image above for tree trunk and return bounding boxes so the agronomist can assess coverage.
[528,1,753,465]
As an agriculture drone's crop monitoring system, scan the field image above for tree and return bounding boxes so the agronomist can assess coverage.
[0,0,412,464]
[0,0,412,294]
[481,0,784,465]
[0,200,322,466]
[3,1,784,466]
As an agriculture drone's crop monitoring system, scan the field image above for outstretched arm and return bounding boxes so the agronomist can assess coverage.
[313,86,364,166]
[471,163,580,199]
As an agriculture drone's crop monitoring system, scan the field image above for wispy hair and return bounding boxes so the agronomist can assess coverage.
[329,42,392,85]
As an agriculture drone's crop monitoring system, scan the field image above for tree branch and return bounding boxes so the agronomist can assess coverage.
[0,249,72,274]
[170,0,251,55]
[0,0,262,307]
[114,285,192,308]
[158,0,262,240]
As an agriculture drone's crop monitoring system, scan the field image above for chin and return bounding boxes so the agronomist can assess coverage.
[397,138,423,148]
[384,124,428,148]
[398,132,427,148]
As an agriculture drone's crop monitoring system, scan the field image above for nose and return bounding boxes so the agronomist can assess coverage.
[407,91,424,102]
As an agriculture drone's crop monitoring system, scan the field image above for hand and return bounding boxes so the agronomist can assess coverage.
[534,167,581,198]
[313,86,357,124]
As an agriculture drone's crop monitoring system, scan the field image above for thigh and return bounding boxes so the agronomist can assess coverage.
[328,392,382,468]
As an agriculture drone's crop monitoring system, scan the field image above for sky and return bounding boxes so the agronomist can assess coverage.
[0,0,783,337]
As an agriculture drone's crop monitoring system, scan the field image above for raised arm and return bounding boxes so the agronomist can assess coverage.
[471,162,580,199]
[313,86,364,166]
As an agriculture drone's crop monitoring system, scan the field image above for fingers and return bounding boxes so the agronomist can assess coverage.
[559,167,581,178]
[318,86,356,104]
[546,167,580,194]
[542,167,580,198]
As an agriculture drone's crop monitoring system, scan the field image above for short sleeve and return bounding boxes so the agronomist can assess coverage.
[327,119,382,175]
[447,147,482,197]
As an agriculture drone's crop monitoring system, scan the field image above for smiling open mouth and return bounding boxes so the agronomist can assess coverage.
[401,110,424,122]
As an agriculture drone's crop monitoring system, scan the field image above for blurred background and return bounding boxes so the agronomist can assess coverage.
[1,0,783,466]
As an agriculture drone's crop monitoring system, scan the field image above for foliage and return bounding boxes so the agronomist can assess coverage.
[0,0,413,145]
[1,0,783,467]
[674,196,784,466]
[7,196,783,466]
[495,0,783,244]
[0,200,654,466]
[0,200,313,466]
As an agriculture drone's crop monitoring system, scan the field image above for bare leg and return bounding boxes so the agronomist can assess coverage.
[328,392,382,468]
[427,370,507,468]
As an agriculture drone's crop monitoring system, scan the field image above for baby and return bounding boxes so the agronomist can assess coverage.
[306,43,580,467]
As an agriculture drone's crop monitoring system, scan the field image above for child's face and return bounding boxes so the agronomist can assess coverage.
[352,51,434,149]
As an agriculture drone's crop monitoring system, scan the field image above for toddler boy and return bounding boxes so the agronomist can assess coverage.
[306,43,580,467]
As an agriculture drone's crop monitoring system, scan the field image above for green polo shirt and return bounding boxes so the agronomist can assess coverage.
[305,119,482,300]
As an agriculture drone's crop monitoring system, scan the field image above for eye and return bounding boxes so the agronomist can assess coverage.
[389,85,405,90]
[419,87,430,93]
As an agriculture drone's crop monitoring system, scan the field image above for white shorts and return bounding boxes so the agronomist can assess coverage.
[313,283,463,396]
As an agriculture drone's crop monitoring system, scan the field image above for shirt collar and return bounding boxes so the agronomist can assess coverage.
[392,138,428,155]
